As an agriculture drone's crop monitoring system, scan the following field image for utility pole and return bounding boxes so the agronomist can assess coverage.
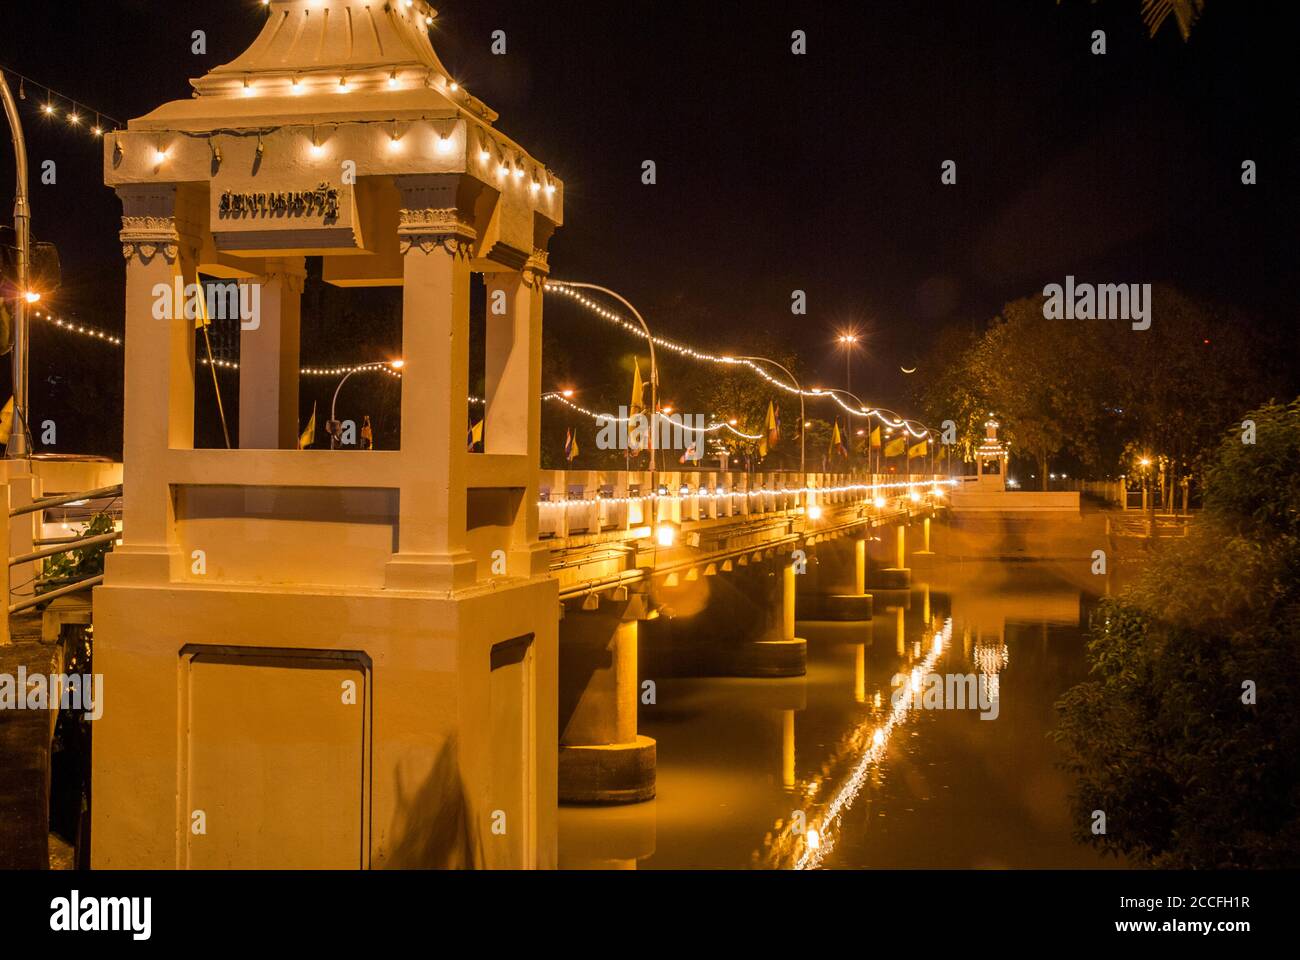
[1,71,31,459]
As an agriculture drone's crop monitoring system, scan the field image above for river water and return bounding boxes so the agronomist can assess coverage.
[559,560,1120,869]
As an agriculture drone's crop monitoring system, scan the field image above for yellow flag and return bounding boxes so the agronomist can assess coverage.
[870,425,882,450]
[908,439,928,459]
[194,274,210,330]
[0,396,13,446]
[298,403,316,449]
[629,358,646,454]
[884,436,906,458]
[468,418,484,451]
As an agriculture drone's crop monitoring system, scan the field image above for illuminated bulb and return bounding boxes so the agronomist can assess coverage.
[426,15,434,25]
[931,487,944,498]
[806,829,821,850]
[909,491,921,503]
[872,729,885,748]
[807,504,823,520]
[24,291,40,304]
[389,72,400,89]
[291,77,303,95]
[530,180,539,193]
[339,77,350,91]
[435,135,453,155]
[512,166,524,179]
[42,104,55,116]
[92,126,103,137]
[498,164,508,179]
[655,523,677,548]
[873,496,886,509]
[545,183,556,195]
[388,135,403,151]
[68,113,81,125]
[560,389,574,398]
[449,81,459,92]
[153,148,168,165]
[390,359,406,370]
[309,142,324,157]
[241,79,254,97]
[479,149,490,162]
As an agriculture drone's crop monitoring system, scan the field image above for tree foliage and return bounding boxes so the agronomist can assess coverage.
[1052,399,1300,867]
[918,286,1272,488]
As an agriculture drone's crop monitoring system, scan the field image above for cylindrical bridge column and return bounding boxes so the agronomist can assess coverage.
[558,599,656,804]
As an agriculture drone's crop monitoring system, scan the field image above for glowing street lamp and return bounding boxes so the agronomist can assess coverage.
[836,331,861,393]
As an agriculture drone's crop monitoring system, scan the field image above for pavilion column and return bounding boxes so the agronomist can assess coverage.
[484,248,551,578]
[385,176,477,592]
[107,184,199,584]
[238,257,304,450]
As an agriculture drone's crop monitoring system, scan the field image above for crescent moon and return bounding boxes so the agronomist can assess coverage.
[900,366,917,374]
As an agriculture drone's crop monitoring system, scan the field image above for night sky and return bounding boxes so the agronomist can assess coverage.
[2,0,1296,446]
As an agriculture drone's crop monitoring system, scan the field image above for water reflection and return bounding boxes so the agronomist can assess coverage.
[559,561,1116,869]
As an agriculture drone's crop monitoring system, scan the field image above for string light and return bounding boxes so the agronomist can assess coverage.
[542,392,763,440]
[1,64,124,140]
[31,311,121,345]
[546,282,932,438]
[541,478,957,510]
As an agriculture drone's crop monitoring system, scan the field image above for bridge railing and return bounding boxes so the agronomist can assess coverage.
[538,470,948,540]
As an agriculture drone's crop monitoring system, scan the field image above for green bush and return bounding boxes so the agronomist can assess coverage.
[1053,399,1300,867]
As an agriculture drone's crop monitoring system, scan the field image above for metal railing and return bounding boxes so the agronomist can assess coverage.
[5,483,123,620]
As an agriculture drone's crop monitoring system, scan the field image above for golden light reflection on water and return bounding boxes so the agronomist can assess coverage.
[757,617,955,870]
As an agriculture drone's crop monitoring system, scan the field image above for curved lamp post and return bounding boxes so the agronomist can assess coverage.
[547,279,660,494]
[728,355,804,476]
[1,71,31,458]
[327,359,404,448]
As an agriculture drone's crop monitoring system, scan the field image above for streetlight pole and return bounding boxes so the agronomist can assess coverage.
[548,281,659,494]
[836,333,859,395]
[327,360,403,448]
[2,71,31,459]
[731,355,804,476]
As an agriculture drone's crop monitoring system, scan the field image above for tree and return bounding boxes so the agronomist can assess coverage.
[1053,399,1300,867]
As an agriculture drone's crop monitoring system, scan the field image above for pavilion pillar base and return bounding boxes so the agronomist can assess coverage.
[558,737,657,805]
[727,637,808,678]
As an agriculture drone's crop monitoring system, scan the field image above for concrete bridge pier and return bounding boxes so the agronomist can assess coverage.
[734,560,808,677]
[558,596,657,805]
[796,536,874,622]
[869,522,912,589]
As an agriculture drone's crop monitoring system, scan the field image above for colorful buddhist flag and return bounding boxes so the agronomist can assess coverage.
[831,420,849,458]
[565,428,580,462]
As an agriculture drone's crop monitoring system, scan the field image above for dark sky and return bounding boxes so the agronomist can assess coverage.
[2,0,1297,417]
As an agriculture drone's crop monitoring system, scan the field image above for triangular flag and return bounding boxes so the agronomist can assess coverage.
[870,425,882,450]
[629,358,646,454]
[298,402,317,449]
[0,396,13,447]
[468,418,484,451]
[565,428,580,462]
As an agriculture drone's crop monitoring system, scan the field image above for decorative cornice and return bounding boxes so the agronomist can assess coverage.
[398,207,477,258]
[523,247,551,288]
[120,216,180,265]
